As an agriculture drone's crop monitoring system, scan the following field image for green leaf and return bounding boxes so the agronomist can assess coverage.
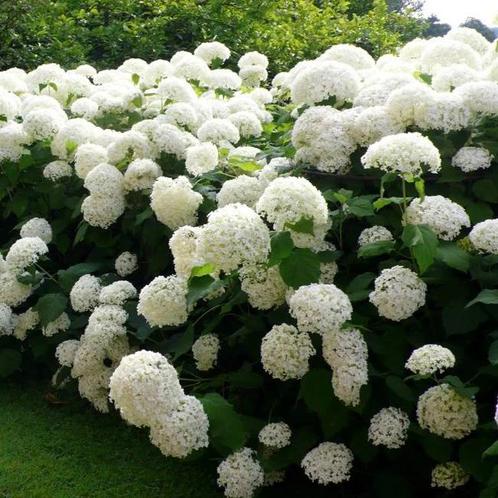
[65,139,78,155]
[414,178,425,201]
[164,324,194,360]
[436,243,470,272]
[373,197,407,210]
[358,240,395,259]
[131,73,140,85]
[284,216,314,235]
[442,375,479,399]
[467,289,498,308]
[190,263,215,278]
[402,224,439,274]
[187,275,222,307]
[199,393,248,455]
[268,231,294,266]
[0,349,22,377]
[279,248,321,288]
[73,222,88,246]
[135,207,153,226]
[473,179,498,204]
[345,272,375,302]
[488,341,498,365]
[34,293,68,326]
[347,196,375,217]
[57,262,105,292]
[386,375,415,402]
[483,441,498,458]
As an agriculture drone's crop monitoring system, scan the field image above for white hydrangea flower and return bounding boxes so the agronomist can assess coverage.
[0,303,15,336]
[431,462,470,490]
[150,176,203,230]
[192,334,220,371]
[55,339,80,367]
[258,422,291,449]
[149,395,209,458]
[123,158,161,192]
[194,41,230,64]
[417,384,478,439]
[115,252,138,277]
[169,225,205,277]
[43,160,72,181]
[368,407,410,449]
[369,266,427,321]
[386,82,435,127]
[23,108,67,141]
[20,218,52,244]
[217,447,264,498]
[238,52,268,69]
[289,284,352,336]
[42,312,70,337]
[454,81,498,115]
[239,264,287,310]
[291,61,360,106]
[107,130,150,164]
[405,195,470,241]
[358,226,393,247]
[256,177,329,248]
[431,64,480,92]
[198,203,270,274]
[352,106,403,147]
[185,142,219,176]
[406,344,456,376]
[109,350,185,427]
[0,122,28,163]
[12,308,39,340]
[301,442,353,485]
[204,69,241,90]
[70,274,102,313]
[420,39,481,74]
[74,143,108,179]
[452,146,493,172]
[446,27,490,55]
[0,270,32,307]
[158,76,197,103]
[469,219,498,254]
[217,175,264,209]
[99,281,137,306]
[6,237,48,275]
[321,43,375,70]
[137,275,188,327]
[322,328,368,407]
[197,118,240,145]
[260,323,315,381]
[361,132,441,177]
[71,97,99,119]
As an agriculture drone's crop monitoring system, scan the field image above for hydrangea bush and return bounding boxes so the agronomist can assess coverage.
[2,29,498,498]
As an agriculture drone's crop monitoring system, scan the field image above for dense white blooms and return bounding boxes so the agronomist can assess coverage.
[420,39,481,74]
[358,226,393,247]
[192,334,220,371]
[70,274,102,312]
[204,69,242,90]
[99,281,137,306]
[217,447,264,498]
[197,118,240,145]
[23,108,67,141]
[406,344,455,376]
[20,218,52,244]
[322,328,368,407]
[361,132,441,177]
[0,303,15,336]
[150,176,203,230]
[107,130,150,164]
[0,90,20,121]
[198,203,270,273]
[405,195,470,241]
[169,225,205,277]
[185,142,219,176]
[289,284,352,336]
[256,177,328,248]
[55,339,80,367]
[431,462,470,490]
[123,158,161,192]
[0,270,32,307]
[42,312,70,337]
[71,97,99,119]
[109,350,184,427]
[446,27,490,55]
[149,395,209,458]
[228,111,262,138]
[415,93,470,133]
[469,219,498,254]
[352,106,403,146]
[217,175,264,209]
[368,407,410,449]
[194,42,230,64]
[417,384,478,439]
[137,275,188,327]
[301,442,353,485]
[322,44,375,70]
[454,81,498,115]
[291,61,360,106]
[239,264,287,310]
[260,323,315,381]
[0,122,27,163]
[74,143,108,179]
[6,237,48,275]
[43,160,72,181]
[238,52,268,69]
[258,422,291,449]
[369,266,426,321]
[385,82,435,127]
[13,308,39,340]
[431,64,480,92]
[115,252,138,277]
[452,146,493,172]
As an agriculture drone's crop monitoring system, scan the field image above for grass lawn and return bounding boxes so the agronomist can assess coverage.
[0,381,222,498]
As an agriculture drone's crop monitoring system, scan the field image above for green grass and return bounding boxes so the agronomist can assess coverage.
[0,381,222,498]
